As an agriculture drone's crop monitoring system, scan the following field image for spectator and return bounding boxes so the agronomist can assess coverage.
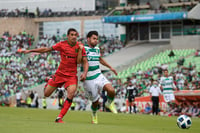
[126,81,138,114]
[15,90,22,107]
[149,81,162,115]
[144,103,152,114]
[168,50,175,57]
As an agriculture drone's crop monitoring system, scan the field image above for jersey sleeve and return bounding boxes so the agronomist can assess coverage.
[52,42,62,51]
[159,77,164,86]
[82,46,87,57]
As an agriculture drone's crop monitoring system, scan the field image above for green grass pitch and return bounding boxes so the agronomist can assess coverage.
[0,107,199,133]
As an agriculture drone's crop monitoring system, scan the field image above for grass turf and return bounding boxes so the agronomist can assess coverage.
[0,107,199,133]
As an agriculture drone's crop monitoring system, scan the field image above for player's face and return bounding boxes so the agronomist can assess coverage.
[67,31,77,44]
[164,70,168,77]
[88,35,98,47]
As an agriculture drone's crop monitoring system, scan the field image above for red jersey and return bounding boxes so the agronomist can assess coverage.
[52,40,86,76]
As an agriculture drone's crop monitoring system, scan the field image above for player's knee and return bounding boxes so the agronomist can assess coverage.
[44,92,50,97]
[44,88,51,97]
[67,90,76,99]
[108,88,115,94]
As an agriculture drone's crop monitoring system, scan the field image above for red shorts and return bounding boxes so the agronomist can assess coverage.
[48,74,77,89]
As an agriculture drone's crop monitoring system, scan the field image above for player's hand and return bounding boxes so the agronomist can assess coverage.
[78,42,83,50]
[80,72,87,81]
[110,67,118,76]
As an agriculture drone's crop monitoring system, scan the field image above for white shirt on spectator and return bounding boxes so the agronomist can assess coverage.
[149,85,162,97]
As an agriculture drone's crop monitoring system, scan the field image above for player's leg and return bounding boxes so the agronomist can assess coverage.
[133,100,137,114]
[91,100,99,124]
[103,83,118,114]
[55,85,77,123]
[43,75,59,97]
[44,85,57,97]
[84,79,99,124]
[169,93,176,103]
[128,97,132,114]
[55,76,77,123]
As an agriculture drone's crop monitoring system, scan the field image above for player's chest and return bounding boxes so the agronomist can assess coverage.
[62,45,79,56]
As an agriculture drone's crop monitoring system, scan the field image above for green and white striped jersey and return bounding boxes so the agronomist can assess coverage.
[160,76,175,93]
[82,44,101,80]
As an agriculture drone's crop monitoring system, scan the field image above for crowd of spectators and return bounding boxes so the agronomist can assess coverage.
[106,57,200,101]
[0,31,35,101]
[113,4,196,16]
[0,7,110,18]
[0,32,124,106]
[113,0,199,16]
[0,31,58,105]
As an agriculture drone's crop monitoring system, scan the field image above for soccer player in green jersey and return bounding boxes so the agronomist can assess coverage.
[79,31,118,124]
[160,69,177,104]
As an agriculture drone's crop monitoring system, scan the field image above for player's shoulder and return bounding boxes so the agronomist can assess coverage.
[84,43,90,48]
[160,77,165,80]
[55,40,66,46]
[94,46,100,50]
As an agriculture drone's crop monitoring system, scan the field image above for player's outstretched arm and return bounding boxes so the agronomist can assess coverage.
[100,57,118,75]
[19,47,53,54]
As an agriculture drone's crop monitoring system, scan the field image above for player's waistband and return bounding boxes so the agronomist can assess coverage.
[55,72,77,77]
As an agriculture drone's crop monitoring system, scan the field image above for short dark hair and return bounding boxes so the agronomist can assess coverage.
[164,69,168,72]
[87,31,98,38]
[67,28,77,35]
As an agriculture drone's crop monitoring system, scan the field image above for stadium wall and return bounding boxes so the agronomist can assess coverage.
[171,35,200,49]
[0,17,39,38]
[0,16,102,39]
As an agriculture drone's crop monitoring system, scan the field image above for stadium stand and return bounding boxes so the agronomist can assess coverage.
[0,8,111,18]
[0,32,124,106]
[109,49,199,92]
[112,0,198,16]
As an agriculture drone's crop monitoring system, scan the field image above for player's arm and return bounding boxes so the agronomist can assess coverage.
[77,44,84,64]
[80,57,88,81]
[159,79,163,91]
[99,57,118,76]
[78,43,88,81]
[173,82,178,91]
[19,47,53,54]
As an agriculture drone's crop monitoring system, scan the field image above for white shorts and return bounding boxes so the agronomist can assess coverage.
[83,74,110,102]
[163,91,175,103]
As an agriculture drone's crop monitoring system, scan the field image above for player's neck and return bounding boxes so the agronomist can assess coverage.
[88,43,95,48]
[67,40,76,46]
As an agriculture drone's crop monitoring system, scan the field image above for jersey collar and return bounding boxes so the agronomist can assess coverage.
[85,43,95,49]
[67,39,76,47]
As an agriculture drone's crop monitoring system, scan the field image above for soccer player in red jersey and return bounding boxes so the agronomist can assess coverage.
[19,28,88,123]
